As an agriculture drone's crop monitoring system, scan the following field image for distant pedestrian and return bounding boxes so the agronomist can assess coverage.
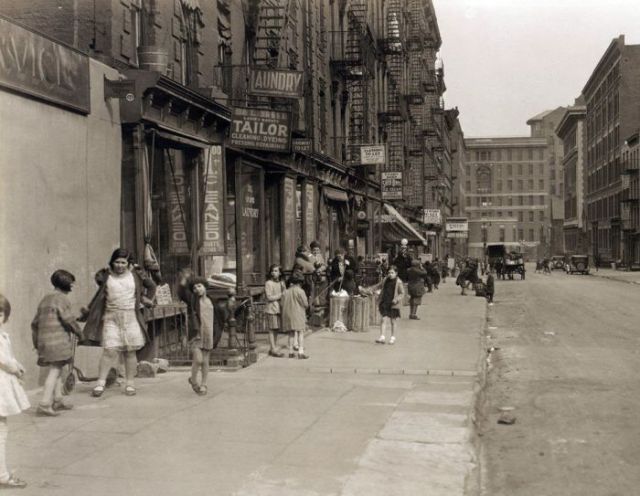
[282,273,309,359]
[406,259,428,320]
[264,264,286,358]
[0,293,29,489]
[178,276,219,396]
[392,239,412,281]
[31,270,82,416]
[374,265,404,345]
[427,260,440,289]
[329,248,347,292]
[485,272,495,305]
[82,248,156,398]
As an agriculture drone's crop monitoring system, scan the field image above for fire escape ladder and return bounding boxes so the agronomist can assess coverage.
[254,0,295,68]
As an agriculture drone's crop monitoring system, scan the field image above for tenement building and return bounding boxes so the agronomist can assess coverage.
[0,1,459,379]
[621,131,640,268]
[582,35,640,264]
[555,98,587,255]
[463,137,549,261]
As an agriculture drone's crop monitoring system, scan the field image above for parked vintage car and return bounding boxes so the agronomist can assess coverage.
[567,254,590,275]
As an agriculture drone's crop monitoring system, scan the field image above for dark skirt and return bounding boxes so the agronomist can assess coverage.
[409,295,423,306]
[37,357,72,367]
[379,302,400,320]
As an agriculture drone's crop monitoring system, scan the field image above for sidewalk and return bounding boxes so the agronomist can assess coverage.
[9,283,486,496]
[589,267,640,285]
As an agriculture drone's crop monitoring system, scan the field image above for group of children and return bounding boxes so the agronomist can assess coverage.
[0,270,82,488]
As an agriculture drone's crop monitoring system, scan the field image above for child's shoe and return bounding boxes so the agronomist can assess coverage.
[375,335,386,344]
[388,336,396,345]
[289,353,297,359]
[297,353,309,359]
[36,404,60,417]
[52,400,73,411]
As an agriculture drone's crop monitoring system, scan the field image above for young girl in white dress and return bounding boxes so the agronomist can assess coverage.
[0,293,29,489]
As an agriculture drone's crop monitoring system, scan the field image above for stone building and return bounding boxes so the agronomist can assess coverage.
[621,131,640,268]
[463,137,548,261]
[527,106,567,256]
[555,99,588,255]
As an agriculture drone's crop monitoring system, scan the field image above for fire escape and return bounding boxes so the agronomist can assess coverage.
[251,0,302,127]
[378,0,408,182]
[329,0,376,164]
[404,0,429,207]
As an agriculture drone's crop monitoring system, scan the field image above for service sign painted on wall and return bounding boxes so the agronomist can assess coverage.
[248,68,304,98]
[230,107,291,152]
[201,145,225,255]
[381,171,403,200]
[0,17,90,113]
[360,145,386,165]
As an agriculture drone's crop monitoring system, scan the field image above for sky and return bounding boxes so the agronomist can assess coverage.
[433,0,640,137]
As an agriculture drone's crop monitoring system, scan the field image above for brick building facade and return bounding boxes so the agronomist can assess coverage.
[582,35,640,265]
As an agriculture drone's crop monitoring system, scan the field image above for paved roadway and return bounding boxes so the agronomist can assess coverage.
[479,266,640,496]
[10,282,485,496]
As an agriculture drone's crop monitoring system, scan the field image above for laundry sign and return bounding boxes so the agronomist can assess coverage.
[248,68,304,98]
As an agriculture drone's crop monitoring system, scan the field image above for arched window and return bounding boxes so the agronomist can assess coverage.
[476,165,492,194]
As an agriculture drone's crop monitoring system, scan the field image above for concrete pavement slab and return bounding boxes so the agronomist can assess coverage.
[10,283,485,495]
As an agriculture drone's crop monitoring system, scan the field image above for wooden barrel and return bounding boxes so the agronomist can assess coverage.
[138,46,169,73]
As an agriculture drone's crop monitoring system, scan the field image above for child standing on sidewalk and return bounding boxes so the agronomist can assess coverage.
[179,277,216,396]
[0,293,29,489]
[485,272,495,305]
[281,273,309,359]
[264,265,286,358]
[31,270,83,416]
[375,265,404,345]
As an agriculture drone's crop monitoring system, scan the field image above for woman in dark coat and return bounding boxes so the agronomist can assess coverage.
[406,259,428,320]
[427,260,441,289]
[81,248,156,397]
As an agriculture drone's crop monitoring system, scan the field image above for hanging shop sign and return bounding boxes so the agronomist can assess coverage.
[166,152,189,255]
[0,17,90,113]
[201,145,225,255]
[248,68,304,98]
[381,171,403,200]
[446,231,468,239]
[360,145,386,165]
[292,138,313,153]
[230,107,291,152]
[423,209,442,225]
[445,217,468,233]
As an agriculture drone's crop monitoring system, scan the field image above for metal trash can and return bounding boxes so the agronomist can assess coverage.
[349,296,370,332]
[329,295,350,330]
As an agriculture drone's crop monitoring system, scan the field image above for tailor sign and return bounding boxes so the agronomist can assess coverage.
[248,68,304,98]
[0,17,90,113]
[230,107,291,152]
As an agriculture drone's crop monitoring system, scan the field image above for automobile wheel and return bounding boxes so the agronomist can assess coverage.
[576,262,586,272]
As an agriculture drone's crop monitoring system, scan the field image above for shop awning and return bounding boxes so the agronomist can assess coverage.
[323,186,349,202]
[382,203,427,244]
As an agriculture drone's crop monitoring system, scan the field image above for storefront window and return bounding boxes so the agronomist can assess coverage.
[237,162,264,285]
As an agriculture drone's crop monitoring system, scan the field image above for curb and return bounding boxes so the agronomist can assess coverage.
[464,300,489,496]
[589,273,640,285]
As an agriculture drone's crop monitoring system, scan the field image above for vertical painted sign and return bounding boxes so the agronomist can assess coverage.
[283,177,297,269]
[166,152,189,255]
[304,183,315,245]
[202,146,225,254]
